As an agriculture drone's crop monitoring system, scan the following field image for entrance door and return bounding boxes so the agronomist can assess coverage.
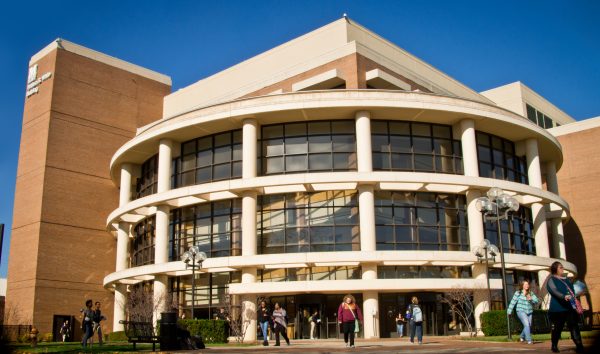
[52,315,75,342]
[297,303,320,339]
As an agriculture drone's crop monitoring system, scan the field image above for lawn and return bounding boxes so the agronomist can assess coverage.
[461,330,600,342]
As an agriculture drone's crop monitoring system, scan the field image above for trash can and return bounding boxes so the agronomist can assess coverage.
[160,312,178,350]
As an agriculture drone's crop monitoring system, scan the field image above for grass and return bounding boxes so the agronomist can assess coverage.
[7,340,255,353]
[461,330,600,342]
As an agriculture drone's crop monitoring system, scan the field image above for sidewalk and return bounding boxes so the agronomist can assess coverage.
[183,336,598,353]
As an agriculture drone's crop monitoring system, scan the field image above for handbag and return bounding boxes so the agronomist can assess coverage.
[348,304,360,333]
[557,277,584,315]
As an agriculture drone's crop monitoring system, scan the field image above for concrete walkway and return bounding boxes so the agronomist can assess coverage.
[181,337,598,354]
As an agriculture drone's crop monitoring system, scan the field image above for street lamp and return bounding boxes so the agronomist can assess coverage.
[472,239,500,311]
[181,245,207,319]
[475,187,519,340]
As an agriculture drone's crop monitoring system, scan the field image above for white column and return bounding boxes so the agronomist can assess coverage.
[157,139,173,193]
[155,205,170,264]
[552,219,566,260]
[358,185,376,252]
[526,138,543,188]
[242,118,258,179]
[459,119,479,177]
[472,263,488,336]
[153,275,169,325]
[241,267,257,342]
[113,284,127,331]
[355,111,372,173]
[545,161,559,194]
[466,190,484,247]
[361,264,379,339]
[119,163,133,207]
[242,191,257,256]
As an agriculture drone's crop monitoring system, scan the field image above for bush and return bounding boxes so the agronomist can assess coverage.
[481,310,551,336]
[177,319,229,343]
[17,333,30,343]
[107,331,128,342]
[41,333,53,342]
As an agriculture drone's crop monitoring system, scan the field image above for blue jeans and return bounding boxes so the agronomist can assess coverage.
[396,323,404,336]
[81,323,93,346]
[410,321,422,343]
[516,311,532,342]
[259,321,269,341]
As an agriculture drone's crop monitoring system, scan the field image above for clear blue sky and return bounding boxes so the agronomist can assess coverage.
[1,1,599,277]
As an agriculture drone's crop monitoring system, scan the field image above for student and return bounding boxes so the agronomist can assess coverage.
[507,280,539,344]
[92,301,106,345]
[337,294,363,348]
[59,320,70,342]
[408,296,423,345]
[546,261,584,353]
[258,300,271,346]
[309,309,320,340]
[272,303,290,346]
[80,299,94,347]
[395,311,406,337]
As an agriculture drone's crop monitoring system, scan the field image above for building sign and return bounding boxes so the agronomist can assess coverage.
[26,64,52,98]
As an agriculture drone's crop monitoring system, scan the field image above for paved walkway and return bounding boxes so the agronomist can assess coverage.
[182,337,598,354]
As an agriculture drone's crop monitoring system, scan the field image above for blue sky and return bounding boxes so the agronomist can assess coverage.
[0,1,599,277]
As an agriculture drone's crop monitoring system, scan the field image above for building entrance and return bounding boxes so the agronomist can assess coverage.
[379,293,450,338]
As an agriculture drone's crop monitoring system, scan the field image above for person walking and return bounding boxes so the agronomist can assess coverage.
[80,299,94,347]
[408,296,423,344]
[337,294,363,348]
[92,301,106,345]
[507,280,539,344]
[258,300,271,346]
[309,309,320,340]
[272,303,290,346]
[546,261,584,353]
[395,311,406,337]
[59,320,70,342]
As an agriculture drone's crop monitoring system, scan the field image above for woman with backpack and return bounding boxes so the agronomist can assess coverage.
[408,296,423,344]
[337,294,363,348]
[272,303,290,346]
[507,279,539,344]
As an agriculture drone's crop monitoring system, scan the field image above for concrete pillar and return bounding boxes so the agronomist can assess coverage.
[358,185,376,252]
[119,163,133,207]
[355,111,372,173]
[525,138,543,189]
[157,139,173,193]
[155,205,170,264]
[241,267,257,342]
[242,118,258,179]
[361,264,379,339]
[552,218,566,260]
[545,161,559,194]
[113,284,127,331]
[466,190,485,248]
[153,275,169,325]
[459,119,479,177]
[472,263,489,335]
[242,191,258,256]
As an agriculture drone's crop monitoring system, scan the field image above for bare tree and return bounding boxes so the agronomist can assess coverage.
[118,284,178,324]
[219,292,252,343]
[440,286,482,336]
[2,302,27,325]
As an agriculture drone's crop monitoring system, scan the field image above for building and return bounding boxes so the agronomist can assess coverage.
[7,18,590,339]
[103,18,578,340]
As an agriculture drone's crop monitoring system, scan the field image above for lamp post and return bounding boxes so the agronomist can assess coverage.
[475,187,519,340]
[181,245,207,319]
[473,239,499,311]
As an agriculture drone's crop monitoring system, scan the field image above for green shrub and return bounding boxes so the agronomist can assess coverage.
[107,331,128,342]
[177,319,229,343]
[17,333,30,343]
[481,310,551,336]
[41,332,53,342]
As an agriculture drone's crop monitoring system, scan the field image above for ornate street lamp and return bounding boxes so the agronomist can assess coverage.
[475,187,519,340]
[472,239,499,311]
[181,245,207,319]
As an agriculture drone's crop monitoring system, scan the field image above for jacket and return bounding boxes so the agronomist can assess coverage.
[337,302,363,323]
[507,290,539,315]
[546,276,576,313]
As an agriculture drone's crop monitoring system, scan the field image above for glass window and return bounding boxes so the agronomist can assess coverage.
[483,206,535,255]
[135,155,158,199]
[476,131,528,184]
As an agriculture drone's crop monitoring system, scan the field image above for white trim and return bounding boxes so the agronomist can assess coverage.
[291,69,345,91]
[365,69,411,91]
[548,116,600,136]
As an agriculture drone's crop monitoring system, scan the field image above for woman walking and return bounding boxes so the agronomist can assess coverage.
[337,294,363,348]
[80,299,94,347]
[408,296,423,344]
[272,303,290,346]
[546,261,584,353]
[258,300,271,346]
[507,280,539,344]
[395,311,406,337]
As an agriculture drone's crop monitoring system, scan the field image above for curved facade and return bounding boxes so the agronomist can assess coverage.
[104,19,576,340]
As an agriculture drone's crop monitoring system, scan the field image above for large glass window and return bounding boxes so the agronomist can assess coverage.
[131,217,156,266]
[258,190,360,254]
[483,206,535,255]
[378,266,472,279]
[371,121,463,174]
[476,132,528,184]
[174,130,242,187]
[169,199,242,260]
[259,266,361,282]
[261,120,357,175]
[375,192,469,251]
[526,103,555,129]
[135,155,158,199]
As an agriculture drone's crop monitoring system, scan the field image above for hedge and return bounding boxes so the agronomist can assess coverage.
[481,310,551,336]
[107,331,128,342]
[177,319,229,344]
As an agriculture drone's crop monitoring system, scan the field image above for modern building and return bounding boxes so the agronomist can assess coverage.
[102,18,577,340]
[7,18,591,340]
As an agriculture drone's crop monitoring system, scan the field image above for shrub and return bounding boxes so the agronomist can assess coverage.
[177,319,229,344]
[108,331,128,342]
[41,333,53,342]
[18,333,30,343]
[480,310,551,336]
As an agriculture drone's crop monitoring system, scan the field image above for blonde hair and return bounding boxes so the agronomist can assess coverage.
[411,296,419,304]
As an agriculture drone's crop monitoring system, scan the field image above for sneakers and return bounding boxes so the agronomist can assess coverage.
[519,338,525,342]
[345,342,350,347]
[350,344,355,348]
[527,341,533,345]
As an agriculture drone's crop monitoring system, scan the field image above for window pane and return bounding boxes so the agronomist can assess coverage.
[286,155,307,171]
[309,154,332,170]
[309,135,331,153]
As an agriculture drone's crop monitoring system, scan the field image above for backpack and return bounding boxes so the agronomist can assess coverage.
[412,305,423,323]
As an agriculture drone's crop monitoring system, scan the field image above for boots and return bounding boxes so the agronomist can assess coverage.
[262,340,269,346]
